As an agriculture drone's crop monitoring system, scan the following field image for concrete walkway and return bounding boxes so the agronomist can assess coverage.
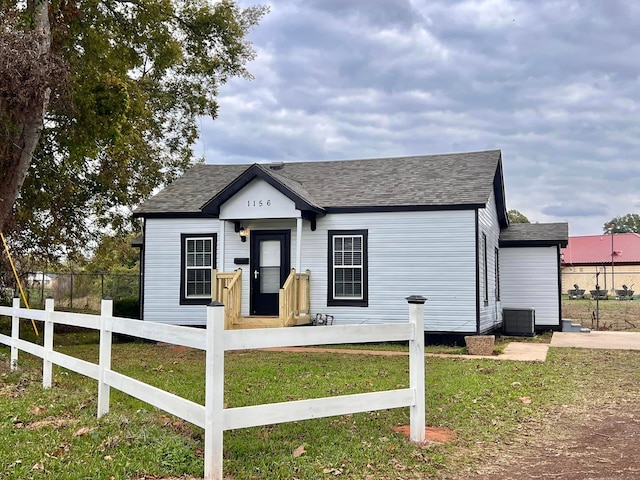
[262,342,550,362]
[262,332,640,364]
[550,331,640,350]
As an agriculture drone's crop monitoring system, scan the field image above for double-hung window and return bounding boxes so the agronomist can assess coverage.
[180,233,216,305]
[328,230,368,307]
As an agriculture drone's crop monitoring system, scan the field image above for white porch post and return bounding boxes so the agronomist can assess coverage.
[220,220,226,272]
[296,217,302,271]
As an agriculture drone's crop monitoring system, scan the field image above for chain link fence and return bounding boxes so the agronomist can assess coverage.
[0,271,140,317]
[563,270,640,331]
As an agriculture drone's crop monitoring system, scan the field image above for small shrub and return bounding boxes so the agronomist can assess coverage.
[114,296,140,319]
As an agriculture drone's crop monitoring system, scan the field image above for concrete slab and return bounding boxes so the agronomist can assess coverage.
[265,342,550,362]
[551,331,640,350]
[499,342,549,361]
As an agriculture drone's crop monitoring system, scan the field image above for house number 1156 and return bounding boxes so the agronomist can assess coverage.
[247,200,272,207]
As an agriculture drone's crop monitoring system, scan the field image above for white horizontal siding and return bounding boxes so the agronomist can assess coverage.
[143,218,221,326]
[477,191,501,333]
[143,211,480,332]
[500,246,560,328]
[301,210,477,333]
[223,218,299,317]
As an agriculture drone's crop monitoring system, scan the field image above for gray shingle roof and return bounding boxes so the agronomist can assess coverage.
[500,223,569,247]
[134,149,503,215]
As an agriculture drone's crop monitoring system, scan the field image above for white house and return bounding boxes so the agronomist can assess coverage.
[133,150,568,336]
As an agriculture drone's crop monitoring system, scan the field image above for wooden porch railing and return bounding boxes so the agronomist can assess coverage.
[279,269,311,327]
[212,269,242,329]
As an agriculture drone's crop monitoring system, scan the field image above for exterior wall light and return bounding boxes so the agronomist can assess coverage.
[239,227,248,242]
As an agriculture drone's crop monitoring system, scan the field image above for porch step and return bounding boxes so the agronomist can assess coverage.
[233,316,282,329]
[562,319,590,333]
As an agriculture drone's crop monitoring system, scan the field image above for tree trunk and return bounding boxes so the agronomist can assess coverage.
[0,0,52,234]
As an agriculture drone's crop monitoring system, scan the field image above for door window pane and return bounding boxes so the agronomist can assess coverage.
[260,267,280,293]
[260,240,281,293]
[260,240,280,267]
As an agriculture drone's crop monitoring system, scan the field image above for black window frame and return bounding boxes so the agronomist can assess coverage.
[180,233,217,305]
[482,232,488,305]
[327,229,368,307]
[494,246,500,300]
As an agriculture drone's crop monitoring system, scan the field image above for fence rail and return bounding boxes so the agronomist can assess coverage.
[0,296,427,480]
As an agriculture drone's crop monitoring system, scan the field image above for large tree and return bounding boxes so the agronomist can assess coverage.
[0,0,266,258]
[508,209,530,224]
[603,214,640,234]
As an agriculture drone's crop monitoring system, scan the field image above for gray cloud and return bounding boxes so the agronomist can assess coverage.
[199,0,640,235]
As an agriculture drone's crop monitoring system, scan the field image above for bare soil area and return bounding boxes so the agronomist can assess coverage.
[447,346,640,480]
[452,407,640,479]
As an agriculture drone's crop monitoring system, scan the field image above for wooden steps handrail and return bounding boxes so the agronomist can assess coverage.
[279,269,311,327]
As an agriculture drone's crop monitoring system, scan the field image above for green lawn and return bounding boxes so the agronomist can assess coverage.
[3,327,637,480]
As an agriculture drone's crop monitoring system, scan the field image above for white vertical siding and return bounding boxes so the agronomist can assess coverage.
[500,246,560,328]
[143,218,221,325]
[477,191,502,333]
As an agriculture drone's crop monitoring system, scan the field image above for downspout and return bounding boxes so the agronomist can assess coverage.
[475,209,480,334]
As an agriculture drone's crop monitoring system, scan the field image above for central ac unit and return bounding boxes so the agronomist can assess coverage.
[502,308,535,337]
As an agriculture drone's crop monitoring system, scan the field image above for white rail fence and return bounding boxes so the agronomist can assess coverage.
[0,296,427,480]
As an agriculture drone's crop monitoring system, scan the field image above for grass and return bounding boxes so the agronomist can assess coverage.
[3,330,637,480]
[0,303,637,480]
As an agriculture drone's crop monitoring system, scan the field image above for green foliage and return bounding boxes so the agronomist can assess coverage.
[86,234,140,272]
[2,0,268,259]
[114,296,140,319]
[507,209,530,224]
[603,213,640,233]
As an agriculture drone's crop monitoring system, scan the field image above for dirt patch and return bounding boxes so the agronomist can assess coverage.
[130,477,202,480]
[392,425,457,444]
[448,406,640,479]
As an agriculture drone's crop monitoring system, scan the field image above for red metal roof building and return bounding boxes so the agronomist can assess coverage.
[561,233,640,265]
[561,233,640,295]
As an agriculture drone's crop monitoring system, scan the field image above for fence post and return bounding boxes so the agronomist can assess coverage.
[10,297,20,371]
[406,295,427,443]
[204,301,225,480]
[97,298,114,418]
[43,297,55,388]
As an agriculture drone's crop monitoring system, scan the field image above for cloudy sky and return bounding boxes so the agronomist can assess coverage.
[199,0,640,236]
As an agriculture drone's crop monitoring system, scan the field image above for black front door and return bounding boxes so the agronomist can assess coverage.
[250,230,291,315]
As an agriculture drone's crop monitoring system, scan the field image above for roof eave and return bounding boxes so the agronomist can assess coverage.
[494,153,509,228]
[500,239,568,248]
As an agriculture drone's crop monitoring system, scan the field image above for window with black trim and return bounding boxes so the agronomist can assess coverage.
[328,230,368,307]
[494,247,500,300]
[180,233,216,305]
[482,232,488,304]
